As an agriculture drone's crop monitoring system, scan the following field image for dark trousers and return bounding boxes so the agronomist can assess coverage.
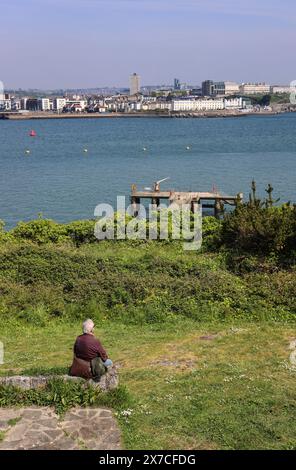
[91,357,107,381]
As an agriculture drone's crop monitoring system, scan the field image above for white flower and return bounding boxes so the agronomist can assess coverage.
[120,408,133,417]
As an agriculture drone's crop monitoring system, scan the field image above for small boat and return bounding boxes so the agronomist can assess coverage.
[29,130,36,137]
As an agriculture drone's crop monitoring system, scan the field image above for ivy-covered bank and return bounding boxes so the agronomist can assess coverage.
[0,185,295,325]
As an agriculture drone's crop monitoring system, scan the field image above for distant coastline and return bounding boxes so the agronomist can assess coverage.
[1,108,295,121]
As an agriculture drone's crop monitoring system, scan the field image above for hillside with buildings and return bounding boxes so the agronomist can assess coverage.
[1,76,296,118]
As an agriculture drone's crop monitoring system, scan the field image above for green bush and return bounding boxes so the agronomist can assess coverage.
[202,216,222,249]
[0,244,98,285]
[221,203,296,261]
[10,219,102,247]
[65,220,97,246]
[18,304,50,327]
[12,219,68,244]
[0,220,14,244]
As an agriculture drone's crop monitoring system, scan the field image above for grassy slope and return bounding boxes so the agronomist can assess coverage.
[0,238,295,449]
[1,319,296,450]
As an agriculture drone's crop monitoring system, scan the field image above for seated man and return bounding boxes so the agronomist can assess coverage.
[70,319,113,381]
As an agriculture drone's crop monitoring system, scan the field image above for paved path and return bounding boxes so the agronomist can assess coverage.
[0,406,121,450]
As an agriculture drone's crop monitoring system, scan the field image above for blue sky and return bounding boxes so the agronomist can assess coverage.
[1,0,296,89]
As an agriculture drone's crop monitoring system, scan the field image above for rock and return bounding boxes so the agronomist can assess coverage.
[0,366,119,392]
[88,365,119,391]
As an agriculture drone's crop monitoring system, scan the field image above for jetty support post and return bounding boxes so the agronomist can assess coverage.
[214,199,223,219]
[130,184,140,216]
[131,196,141,217]
[190,198,199,214]
[236,192,244,206]
[151,197,160,210]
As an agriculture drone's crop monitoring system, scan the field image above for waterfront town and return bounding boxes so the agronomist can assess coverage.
[0,74,295,116]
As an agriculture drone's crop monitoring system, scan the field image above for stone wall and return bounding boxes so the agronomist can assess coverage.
[0,366,119,392]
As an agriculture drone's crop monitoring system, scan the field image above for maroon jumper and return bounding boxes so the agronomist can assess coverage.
[74,333,108,362]
[70,333,109,379]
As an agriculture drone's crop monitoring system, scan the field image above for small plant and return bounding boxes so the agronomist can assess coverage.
[0,381,132,415]
[7,417,21,426]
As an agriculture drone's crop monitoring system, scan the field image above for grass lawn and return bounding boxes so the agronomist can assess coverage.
[1,319,296,450]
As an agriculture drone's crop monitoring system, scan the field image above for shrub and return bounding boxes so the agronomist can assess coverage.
[12,219,68,244]
[0,244,98,285]
[201,216,222,249]
[18,304,50,327]
[0,220,14,244]
[65,220,97,246]
[221,202,296,260]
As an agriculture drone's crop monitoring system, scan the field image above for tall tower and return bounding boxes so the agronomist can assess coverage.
[130,73,140,96]
[202,80,214,96]
[174,78,181,90]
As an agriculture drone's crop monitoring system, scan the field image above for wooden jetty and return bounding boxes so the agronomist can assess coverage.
[131,179,243,218]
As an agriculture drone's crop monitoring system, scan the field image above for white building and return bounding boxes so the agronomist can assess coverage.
[0,99,11,111]
[224,97,244,109]
[0,91,11,110]
[224,81,240,95]
[20,97,29,110]
[129,102,142,111]
[172,97,247,112]
[38,98,51,111]
[239,83,271,95]
[54,98,67,111]
[3,99,12,110]
[272,86,296,94]
[11,98,21,111]
[142,95,157,102]
[64,100,87,112]
[157,101,172,110]
[145,101,172,111]
[129,73,140,96]
[172,99,224,112]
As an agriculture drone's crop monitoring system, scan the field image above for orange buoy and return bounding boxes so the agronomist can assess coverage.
[29,130,36,137]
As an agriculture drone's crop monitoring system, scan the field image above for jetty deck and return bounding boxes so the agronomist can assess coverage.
[131,183,243,218]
